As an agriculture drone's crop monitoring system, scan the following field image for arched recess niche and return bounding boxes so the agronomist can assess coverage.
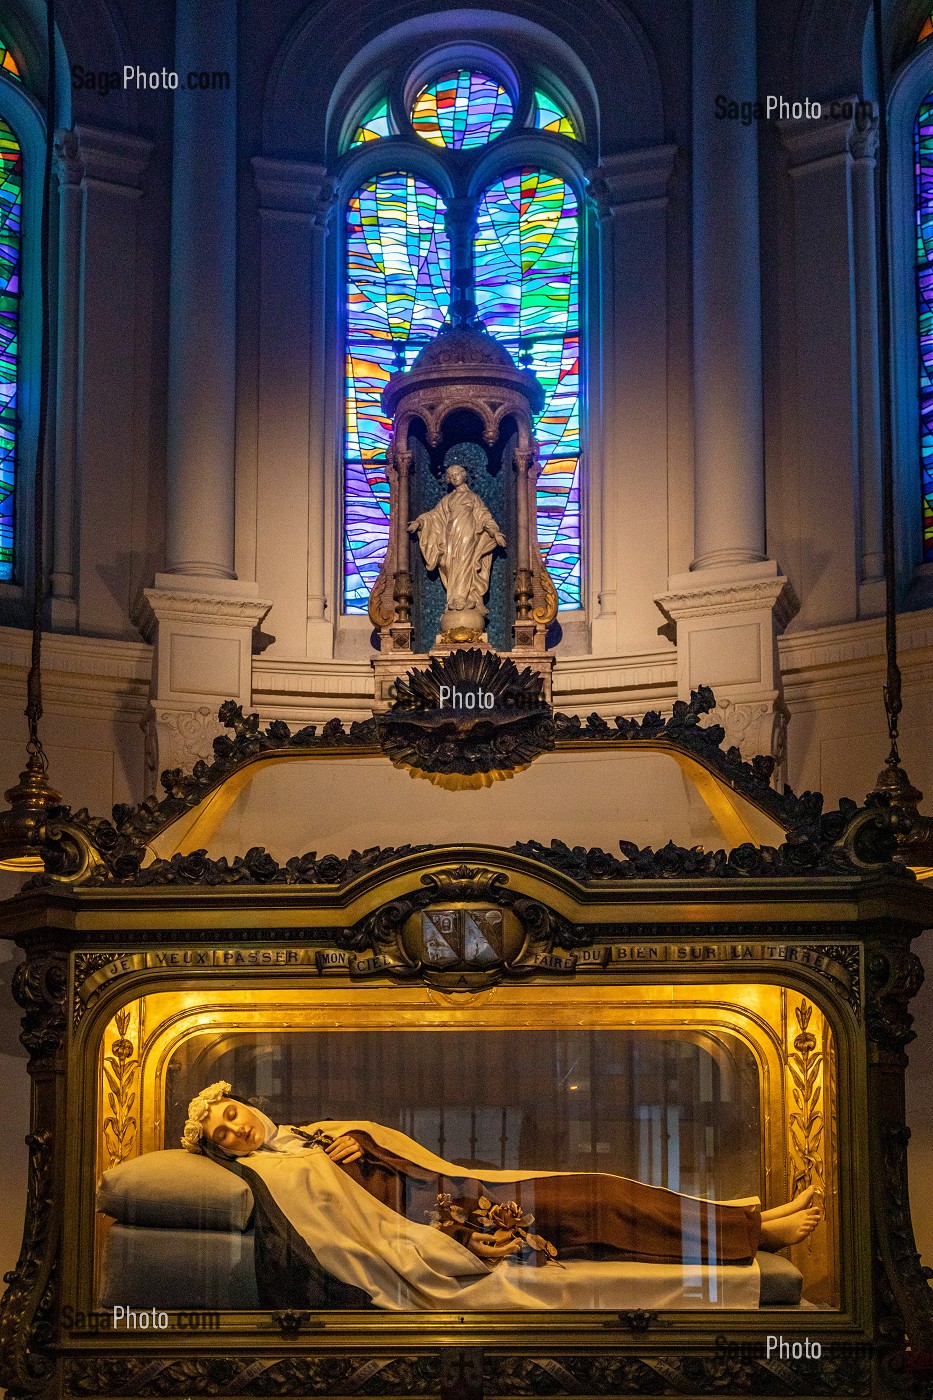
[249,1,675,665]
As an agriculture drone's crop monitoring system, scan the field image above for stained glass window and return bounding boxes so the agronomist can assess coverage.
[410,70,513,149]
[533,90,577,139]
[344,174,450,610]
[920,15,933,43]
[0,117,21,581]
[349,98,391,149]
[0,37,20,83]
[474,169,581,607]
[916,93,933,561]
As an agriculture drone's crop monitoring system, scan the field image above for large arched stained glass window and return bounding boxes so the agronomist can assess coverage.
[341,64,583,613]
[475,171,581,607]
[343,174,450,610]
[0,116,21,580]
[915,91,933,560]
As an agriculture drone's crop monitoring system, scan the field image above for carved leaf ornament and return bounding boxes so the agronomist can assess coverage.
[19,682,908,887]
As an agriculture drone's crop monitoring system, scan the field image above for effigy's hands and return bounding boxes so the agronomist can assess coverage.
[407,516,424,533]
[324,1134,364,1165]
[466,1232,523,1262]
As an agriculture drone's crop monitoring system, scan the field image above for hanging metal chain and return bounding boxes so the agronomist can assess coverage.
[24,0,57,772]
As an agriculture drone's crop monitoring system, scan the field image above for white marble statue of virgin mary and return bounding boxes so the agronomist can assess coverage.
[408,463,507,637]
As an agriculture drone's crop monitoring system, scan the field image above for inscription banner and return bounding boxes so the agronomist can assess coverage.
[75,946,405,1003]
[602,942,854,991]
[74,940,857,1005]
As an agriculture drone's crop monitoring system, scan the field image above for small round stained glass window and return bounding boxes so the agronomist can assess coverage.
[411,69,513,149]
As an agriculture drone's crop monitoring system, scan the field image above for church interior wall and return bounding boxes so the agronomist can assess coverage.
[3,0,933,1363]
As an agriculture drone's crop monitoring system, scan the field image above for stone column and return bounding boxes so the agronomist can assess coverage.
[850,114,886,614]
[655,0,796,767]
[587,145,676,657]
[70,126,153,639]
[49,132,81,631]
[144,0,269,776]
[165,0,237,580]
[251,157,335,659]
[691,0,765,569]
[777,109,864,627]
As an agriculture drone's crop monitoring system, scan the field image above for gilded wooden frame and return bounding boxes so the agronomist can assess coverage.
[3,843,929,1399]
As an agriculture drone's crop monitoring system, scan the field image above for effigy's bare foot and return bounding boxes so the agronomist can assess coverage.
[759,1207,822,1251]
[760,1186,816,1222]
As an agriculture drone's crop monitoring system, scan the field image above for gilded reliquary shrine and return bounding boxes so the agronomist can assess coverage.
[1,683,932,1399]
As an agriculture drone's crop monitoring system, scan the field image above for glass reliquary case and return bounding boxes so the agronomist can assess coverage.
[1,689,933,1400]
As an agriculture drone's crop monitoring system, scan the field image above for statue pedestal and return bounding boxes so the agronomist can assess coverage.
[372,643,554,711]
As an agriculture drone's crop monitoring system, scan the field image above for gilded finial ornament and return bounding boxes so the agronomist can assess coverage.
[0,753,61,871]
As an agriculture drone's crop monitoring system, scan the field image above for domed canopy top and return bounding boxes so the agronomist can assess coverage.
[411,321,518,370]
[382,320,545,418]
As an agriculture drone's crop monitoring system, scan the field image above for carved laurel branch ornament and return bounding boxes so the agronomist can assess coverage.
[788,1000,825,1199]
[21,682,908,889]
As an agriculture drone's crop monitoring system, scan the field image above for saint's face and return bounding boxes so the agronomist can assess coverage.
[202,1096,266,1155]
[446,465,467,487]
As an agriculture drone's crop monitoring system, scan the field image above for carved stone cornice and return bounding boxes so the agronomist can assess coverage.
[655,573,800,628]
[251,156,336,224]
[134,586,272,642]
[72,125,153,194]
[586,144,677,216]
[778,97,872,172]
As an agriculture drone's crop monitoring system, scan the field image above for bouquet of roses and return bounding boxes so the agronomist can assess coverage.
[428,1192,560,1265]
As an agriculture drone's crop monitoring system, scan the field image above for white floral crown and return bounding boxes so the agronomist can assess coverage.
[181,1080,231,1152]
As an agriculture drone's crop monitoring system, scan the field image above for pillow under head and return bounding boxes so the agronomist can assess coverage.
[97,1149,254,1232]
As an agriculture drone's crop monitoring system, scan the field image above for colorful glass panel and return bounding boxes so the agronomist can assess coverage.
[920,15,933,43]
[916,94,933,560]
[344,174,450,611]
[0,117,20,580]
[533,89,577,139]
[349,98,391,149]
[475,169,581,606]
[0,38,20,82]
[410,70,513,149]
